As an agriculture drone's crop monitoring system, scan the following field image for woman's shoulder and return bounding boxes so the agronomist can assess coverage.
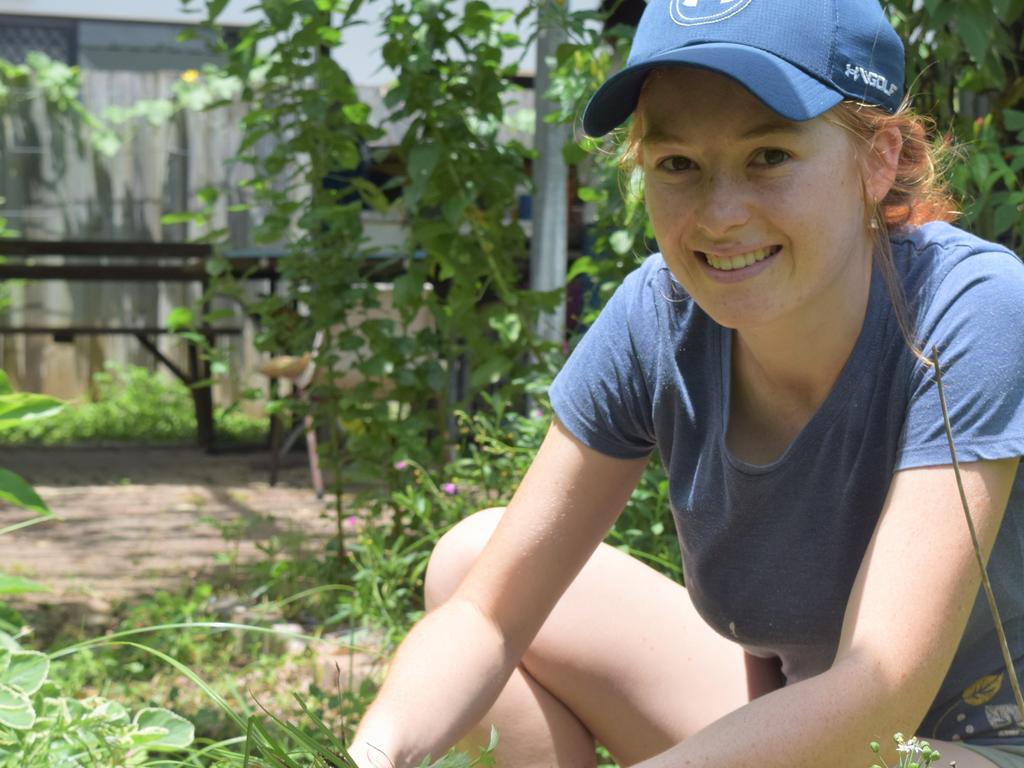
[891,221,1019,268]
[891,221,1024,300]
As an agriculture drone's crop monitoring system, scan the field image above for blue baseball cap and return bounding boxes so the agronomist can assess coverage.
[582,0,905,137]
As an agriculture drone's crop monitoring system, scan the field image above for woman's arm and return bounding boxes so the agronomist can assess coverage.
[349,418,649,768]
[632,456,1018,768]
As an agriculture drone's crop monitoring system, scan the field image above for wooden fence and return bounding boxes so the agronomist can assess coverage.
[0,68,259,404]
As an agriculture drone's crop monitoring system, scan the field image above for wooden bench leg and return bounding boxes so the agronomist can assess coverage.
[188,343,215,451]
[269,412,283,486]
[304,414,323,499]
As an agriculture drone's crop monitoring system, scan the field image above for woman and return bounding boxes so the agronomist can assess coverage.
[351,0,1024,765]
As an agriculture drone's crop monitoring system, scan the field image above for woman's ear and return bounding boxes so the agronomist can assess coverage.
[863,124,902,204]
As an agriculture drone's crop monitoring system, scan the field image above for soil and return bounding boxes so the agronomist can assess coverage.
[0,443,388,708]
[0,443,339,629]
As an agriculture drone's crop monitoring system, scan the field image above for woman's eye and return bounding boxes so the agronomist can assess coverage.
[658,155,696,172]
[754,148,790,166]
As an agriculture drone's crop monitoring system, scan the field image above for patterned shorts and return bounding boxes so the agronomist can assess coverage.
[962,744,1024,768]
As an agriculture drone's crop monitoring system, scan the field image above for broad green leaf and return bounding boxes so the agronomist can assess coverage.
[392,272,425,309]
[0,575,48,596]
[993,202,1020,238]
[405,143,442,210]
[87,698,129,726]
[0,393,63,423]
[2,652,48,695]
[132,708,195,749]
[0,684,34,730]
[0,470,49,515]
[0,373,10,396]
[957,4,994,64]
[1004,109,1024,133]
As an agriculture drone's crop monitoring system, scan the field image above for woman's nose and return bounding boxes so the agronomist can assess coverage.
[694,173,751,238]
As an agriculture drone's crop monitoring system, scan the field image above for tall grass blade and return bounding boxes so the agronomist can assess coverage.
[932,346,1024,727]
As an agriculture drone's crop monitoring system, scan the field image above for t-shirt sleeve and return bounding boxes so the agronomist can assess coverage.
[897,251,1024,469]
[549,269,657,460]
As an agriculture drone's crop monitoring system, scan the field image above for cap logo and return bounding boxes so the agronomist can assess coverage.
[844,63,899,99]
[670,0,753,27]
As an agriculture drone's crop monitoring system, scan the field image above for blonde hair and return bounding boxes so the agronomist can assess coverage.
[618,86,959,359]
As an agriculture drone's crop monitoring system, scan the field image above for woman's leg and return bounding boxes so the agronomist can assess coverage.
[424,507,749,767]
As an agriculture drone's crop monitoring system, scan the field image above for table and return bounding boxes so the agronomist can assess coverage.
[0,239,281,450]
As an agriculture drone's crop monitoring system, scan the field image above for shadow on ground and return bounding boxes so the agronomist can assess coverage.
[0,444,341,633]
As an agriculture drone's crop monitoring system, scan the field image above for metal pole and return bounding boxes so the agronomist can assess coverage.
[529,0,569,345]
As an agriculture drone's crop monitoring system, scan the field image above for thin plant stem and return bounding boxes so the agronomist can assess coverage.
[931,346,1024,726]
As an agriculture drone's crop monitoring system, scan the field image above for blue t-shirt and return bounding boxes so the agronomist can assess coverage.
[550,222,1024,744]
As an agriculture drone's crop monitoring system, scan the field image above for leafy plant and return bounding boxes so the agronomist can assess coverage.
[0,362,265,445]
[0,371,60,619]
[883,1,1024,252]
[0,633,194,768]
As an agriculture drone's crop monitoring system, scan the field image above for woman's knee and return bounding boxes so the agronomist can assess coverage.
[424,506,505,610]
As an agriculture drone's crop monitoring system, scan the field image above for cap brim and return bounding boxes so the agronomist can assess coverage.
[582,42,843,137]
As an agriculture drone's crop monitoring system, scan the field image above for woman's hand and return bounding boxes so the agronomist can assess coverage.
[346,418,649,767]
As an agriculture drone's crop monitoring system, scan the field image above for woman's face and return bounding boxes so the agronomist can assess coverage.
[638,68,880,333]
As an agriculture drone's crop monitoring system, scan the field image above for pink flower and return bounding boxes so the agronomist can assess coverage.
[440,482,458,496]
[343,515,358,528]
[394,460,409,470]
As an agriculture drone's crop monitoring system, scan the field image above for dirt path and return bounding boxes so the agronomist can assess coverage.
[0,445,337,624]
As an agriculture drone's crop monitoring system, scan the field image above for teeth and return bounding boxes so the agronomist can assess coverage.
[704,247,775,271]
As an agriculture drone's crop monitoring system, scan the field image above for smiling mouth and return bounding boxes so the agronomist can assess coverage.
[697,245,781,272]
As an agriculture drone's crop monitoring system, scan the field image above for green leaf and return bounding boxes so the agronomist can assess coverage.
[342,102,370,124]
[1004,109,1024,133]
[0,373,11,396]
[993,202,1020,238]
[205,0,229,23]
[392,272,425,308]
[0,469,50,515]
[2,652,48,695]
[405,143,442,210]
[0,393,63,423]
[166,307,194,330]
[317,25,341,45]
[91,131,122,158]
[577,186,606,203]
[0,684,34,730]
[0,576,48,597]
[441,194,469,226]
[609,229,634,255]
[349,177,390,213]
[132,708,195,750]
[957,4,995,64]
[160,211,204,225]
[197,185,219,206]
